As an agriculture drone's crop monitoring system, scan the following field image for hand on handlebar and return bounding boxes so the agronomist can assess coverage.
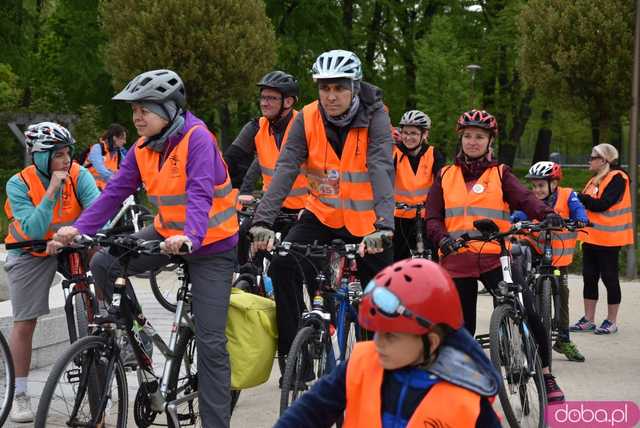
[238,194,255,205]
[46,240,65,256]
[52,226,80,246]
[544,213,564,228]
[438,236,466,257]
[249,225,276,255]
[161,235,193,255]
[359,230,393,257]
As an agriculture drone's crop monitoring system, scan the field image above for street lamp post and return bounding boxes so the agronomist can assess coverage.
[466,64,481,107]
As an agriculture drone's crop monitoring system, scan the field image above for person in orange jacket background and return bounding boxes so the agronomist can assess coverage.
[392,109,444,261]
[275,259,501,427]
[571,143,634,335]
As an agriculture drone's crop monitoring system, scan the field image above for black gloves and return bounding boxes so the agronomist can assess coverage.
[545,212,564,228]
[438,236,458,257]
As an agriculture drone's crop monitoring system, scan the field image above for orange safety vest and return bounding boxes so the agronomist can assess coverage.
[393,145,434,219]
[255,111,308,209]
[582,170,634,247]
[344,341,482,428]
[521,187,578,267]
[134,125,238,245]
[442,164,510,255]
[4,163,83,256]
[86,142,120,190]
[303,101,376,237]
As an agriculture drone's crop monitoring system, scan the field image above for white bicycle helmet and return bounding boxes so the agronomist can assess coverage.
[311,50,362,81]
[399,110,432,130]
[24,122,75,153]
[525,161,562,181]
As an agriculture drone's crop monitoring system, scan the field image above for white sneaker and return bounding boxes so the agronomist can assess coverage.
[10,392,34,423]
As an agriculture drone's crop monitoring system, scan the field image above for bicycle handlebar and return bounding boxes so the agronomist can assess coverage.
[274,240,360,258]
[395,202,425,211]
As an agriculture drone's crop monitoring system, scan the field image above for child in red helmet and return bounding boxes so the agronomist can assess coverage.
[275,259,501,428]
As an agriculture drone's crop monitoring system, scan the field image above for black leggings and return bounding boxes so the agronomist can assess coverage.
[453,266,551,369]
[582,243,622,305]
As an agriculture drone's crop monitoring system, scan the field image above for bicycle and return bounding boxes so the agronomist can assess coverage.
[458,219,547,428]
[0,330,15,427]
[277,240,363,419]
[514,219,588,371]
[395,202,431,259]
[34,234,200,428]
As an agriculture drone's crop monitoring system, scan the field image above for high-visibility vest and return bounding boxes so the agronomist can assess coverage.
[344,341,482,428]
[442,164,510,255]
[521,187,577,267]
[86,142,120,190]
[134,125,238,245]
[302,101,376,237]
[4,163,83,256]
[582,170,634,247]
[393,145,434,219]
[255,111,308,209]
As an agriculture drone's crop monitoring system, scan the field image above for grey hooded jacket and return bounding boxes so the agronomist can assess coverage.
[252,81,395,231]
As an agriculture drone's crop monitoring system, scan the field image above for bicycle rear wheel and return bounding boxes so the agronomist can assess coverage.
[149,264,180,312]
[0,332,15,427]
[280,326,331,415]
[35,335,128,428]
[489,304,546,428]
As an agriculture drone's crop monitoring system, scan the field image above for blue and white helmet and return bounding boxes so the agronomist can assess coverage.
[24,122,75,153]
[311,50,363,81]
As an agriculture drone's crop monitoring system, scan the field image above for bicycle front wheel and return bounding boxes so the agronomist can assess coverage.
[336,301,360,363]
[490,304,546,428]
[167,327,201,427]
[536,277,554,370]
[0,332,15,427]
[280,326,331,415]
[35,335,128,428]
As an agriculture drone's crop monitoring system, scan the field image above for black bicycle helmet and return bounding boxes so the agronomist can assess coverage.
[257,71,299,99]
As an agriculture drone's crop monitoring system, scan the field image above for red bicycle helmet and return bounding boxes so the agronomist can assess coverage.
[456,109,498,136]
[358,259,464,335]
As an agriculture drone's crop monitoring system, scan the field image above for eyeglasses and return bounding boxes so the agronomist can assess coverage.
[258,95,283,104]
[401,130,422,138]
[363,280,432,328]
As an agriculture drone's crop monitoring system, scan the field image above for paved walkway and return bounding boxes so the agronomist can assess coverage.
[5,272,640,427]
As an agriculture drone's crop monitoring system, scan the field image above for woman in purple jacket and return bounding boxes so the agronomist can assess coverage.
[52,69,238,427]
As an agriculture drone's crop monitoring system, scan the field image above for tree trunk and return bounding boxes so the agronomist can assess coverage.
[219,103,232,150]
[598,112,609,145]
[342,0,353,50]
[364,1,383,72]
[609,115,623,157]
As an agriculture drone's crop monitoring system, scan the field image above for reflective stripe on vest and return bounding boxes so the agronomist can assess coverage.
[87,142,119,190]
[302,101,376,237]
[343,342,481,428]
[442,165,510,254]
[4,163,83,256]
[393,146,434,219]
[255,112,308,210]
[582,170,634,246]
[134,125,239,245]
[521,187,578,267]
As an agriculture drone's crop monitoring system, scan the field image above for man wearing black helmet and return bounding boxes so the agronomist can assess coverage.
[225,71,307,265]
[224,71,301,192]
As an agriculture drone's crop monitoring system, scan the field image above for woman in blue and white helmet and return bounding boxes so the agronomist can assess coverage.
[3,122,99,423]
[250,49,396,367]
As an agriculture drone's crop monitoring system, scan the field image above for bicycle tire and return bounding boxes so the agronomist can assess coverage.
[149,264,180,312]
[74,292,90,340]
[35,335,128,428]
[280,325,329,415]
[336,301,360,363]
[0,332,15,427]
[167,327,201,427]
[537,277,553,371]
[489,304,546,428]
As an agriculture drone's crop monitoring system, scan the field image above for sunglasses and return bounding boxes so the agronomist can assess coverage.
[364,281,432,329]
[590,155,603,161]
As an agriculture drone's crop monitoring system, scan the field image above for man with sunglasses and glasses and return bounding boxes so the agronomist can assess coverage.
[275,259,501,427]
[393,109,444,262]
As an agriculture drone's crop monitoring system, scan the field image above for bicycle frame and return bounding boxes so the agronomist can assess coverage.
[396,202,431,259]
[58,249,98,343]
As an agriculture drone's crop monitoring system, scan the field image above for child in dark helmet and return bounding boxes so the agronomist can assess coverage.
[275,259,502,428]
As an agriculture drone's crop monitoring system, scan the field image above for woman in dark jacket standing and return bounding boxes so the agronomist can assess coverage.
[426,109,565,403]
[571,143,634,335]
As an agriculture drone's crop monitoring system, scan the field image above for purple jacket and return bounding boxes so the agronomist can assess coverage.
[74,111,238,255]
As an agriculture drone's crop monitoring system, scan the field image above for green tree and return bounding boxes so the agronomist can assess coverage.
[518,0,634,146]
[101,0,277,144]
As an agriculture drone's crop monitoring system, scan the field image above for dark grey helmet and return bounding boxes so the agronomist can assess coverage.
[257,71,299,98]
[112,69,186,108]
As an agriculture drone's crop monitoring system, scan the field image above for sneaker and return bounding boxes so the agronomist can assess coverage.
[553,340,585,362]
[569,316,595,332]
[10,392,34,423]
[594,319,618,335]
[544,374,565,404]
